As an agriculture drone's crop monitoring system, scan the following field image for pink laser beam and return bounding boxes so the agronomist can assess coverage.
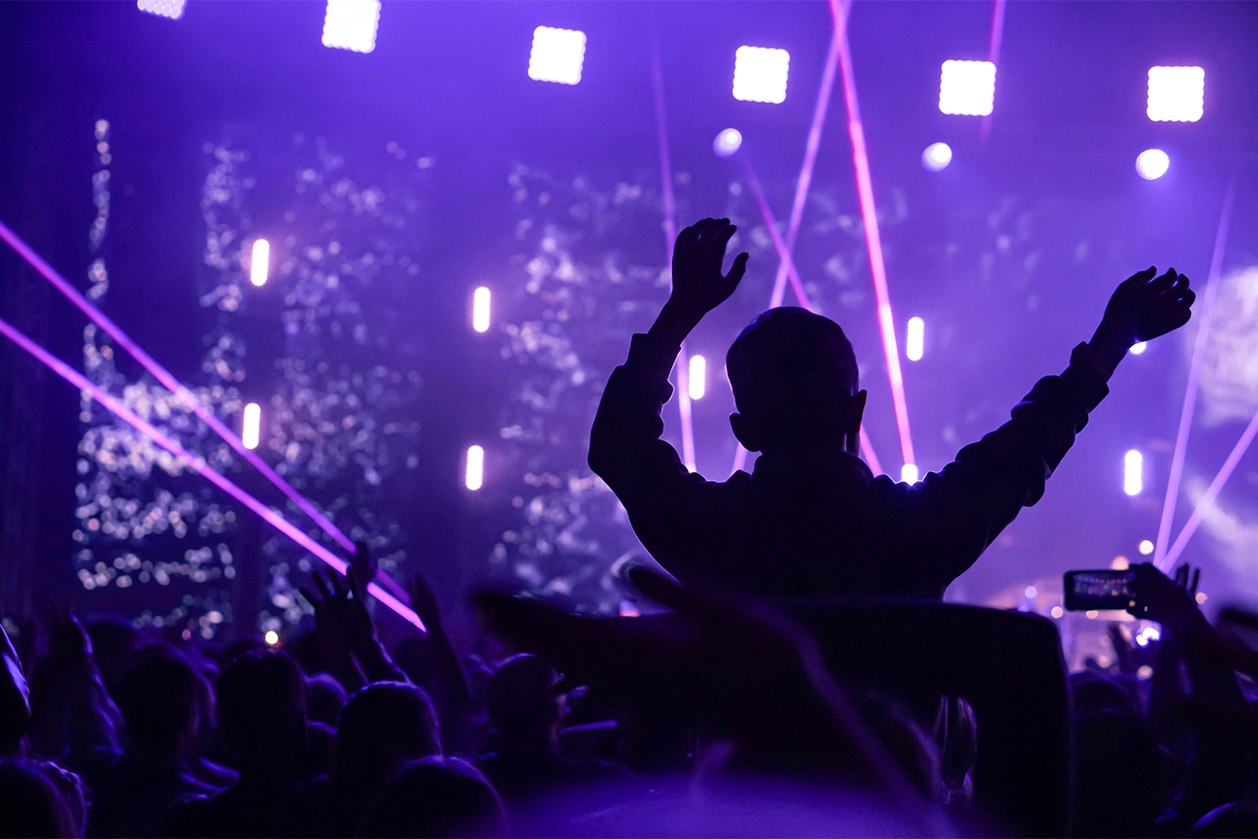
[1162,407,1258,568]
[1153,185,1234,571]
[831,0,916,470]
[651,47,696,472]
[0,312,424,631]
[0,220,373,558]
[980,0,1007,142]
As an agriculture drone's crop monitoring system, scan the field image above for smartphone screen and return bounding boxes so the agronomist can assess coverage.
[1063,570,1136,611]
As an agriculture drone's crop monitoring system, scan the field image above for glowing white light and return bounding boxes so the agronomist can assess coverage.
[713,128,743,157]
[921,142,953,172]
[528,26,587,85]
[905,316,925,361]
[733,46,790,104]
[1136,149,1170,181]
[250,239,270,287]
[1086,609,1099,620]
[137,0,186,20]
[688,354,707,400]
[1135,626,1161,647]
[1130,341,1147,355]
[1147,66,1204,122]
[264,630,280,646]
[465,445,484,491]
[242,403,261,450]
[1195,591,1207,604]
[901,463,920,484]
[939,60,996,116]
[472,287,491,334]
[322,0,381,54]
[1138,539,1155,556]
[1123,449,1143,496]
[1050,606,1064,619]
[1024,585,1038,599]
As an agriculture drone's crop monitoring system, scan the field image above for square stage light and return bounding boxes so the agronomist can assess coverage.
[137,0,186,20]
[1147,66,1204,122]
[322,0,381,55]
[733,46,790,104]
[528,26,587,85]
[938,60,996,116]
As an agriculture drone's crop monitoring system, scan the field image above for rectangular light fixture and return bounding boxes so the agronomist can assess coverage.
[322,0,381,54]
[528,26,587,85]
[939,60,996,116]
[242,403,261,450]
[733,46,790,104]
[1147,66,1204,122]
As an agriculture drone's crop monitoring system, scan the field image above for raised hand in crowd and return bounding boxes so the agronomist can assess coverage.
[648,218,749,346]
[1087,266,1195,378]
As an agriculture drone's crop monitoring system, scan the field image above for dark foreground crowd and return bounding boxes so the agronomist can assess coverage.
[4,219,1257,837]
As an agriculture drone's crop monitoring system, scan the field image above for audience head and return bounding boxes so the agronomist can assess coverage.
[83,616,138,691]
[486,654,559,740]
[335,682,441,788]
[306,672,348,727]
[357,756,507,838]
[1191,802,1258,838]
[214,649,307,767]
[113,650,202,755]
[0,758,83,838]
[726,308,865,456]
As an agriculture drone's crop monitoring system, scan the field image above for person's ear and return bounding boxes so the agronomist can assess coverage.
[730,412,762,453]
[843,389,868,433]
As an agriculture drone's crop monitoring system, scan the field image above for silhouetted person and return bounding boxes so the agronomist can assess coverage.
[322,681,443,836]
[356,756,507,838]
[90,650,220,837]
[165,649,326,838]
[0,757,84,838]
[590,217,1195,598]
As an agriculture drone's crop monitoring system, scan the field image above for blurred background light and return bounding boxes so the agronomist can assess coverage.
[137,0,186,20]
[1147,66,1205,122]
[1124,449,1144,496]
[1138,538,1155,555]
[733,46,790,104]
[939,60,996,116]
[901,463,920,483]
[687,354,706,400]
[1136,148,1170,180]
[905,316,925,361]
[241,403,261,450]
[465,445,484,491]
[264,629,280,646]
[249,239,270,287]
[472,286,491,333]
[713,128,743,157]
[528,26,587,85]
[1130,341,1148,354]
[921,141,953,172]
[321,0,381,54]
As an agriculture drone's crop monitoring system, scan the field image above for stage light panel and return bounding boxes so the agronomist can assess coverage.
[1136,148,1170,180]
[905,316,924,361]
[322,0,381,55]
[528,26,587,85]
[1124,449,1143,496]
[688,354,706,400]
[465,445,484,491]
[900,463,920,484]
[921,142,952,172]
[472,287,491,333]
[938,60,996,116]
[250,239,270,287]
[1147,66,1204,122]
[733,46,790,104]
[137,0,186,20]
[713,128,743,157]
[242,403,261,450]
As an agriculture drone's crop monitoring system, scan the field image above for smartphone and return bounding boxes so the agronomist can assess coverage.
[1063,570,1137,611]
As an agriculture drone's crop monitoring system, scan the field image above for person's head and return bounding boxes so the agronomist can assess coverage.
[214,649,307,770]
[486,654,559,744]
[334,682,441,789]
[305,672,348,727]
[114,650,203,756]
[0,758,83,838]
[357,757,507,838]
[726,308,866,457]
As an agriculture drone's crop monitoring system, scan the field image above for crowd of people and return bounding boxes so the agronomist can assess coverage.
[3,218,1257,836]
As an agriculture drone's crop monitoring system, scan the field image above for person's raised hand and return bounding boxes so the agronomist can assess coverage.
[667,218,749,324]
[1094,267,1195,355]
[1126,562,1203,631]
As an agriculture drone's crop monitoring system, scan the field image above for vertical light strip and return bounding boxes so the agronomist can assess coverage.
[465,445,485,491]
[688,354,707,400]
[980,0,1008,140]
[472,286,492,333]
[831,0,916,472]
[651,47,696,472]
[1153,185,1234,570]
[0,313,424,630]
[1123,449,1144,497]
[905,316,925,361]
[242,402,262,450]
[250,239,270,287]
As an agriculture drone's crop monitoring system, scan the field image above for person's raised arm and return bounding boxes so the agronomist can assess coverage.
[647,218,749,348]
[1085,266,1195,381]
